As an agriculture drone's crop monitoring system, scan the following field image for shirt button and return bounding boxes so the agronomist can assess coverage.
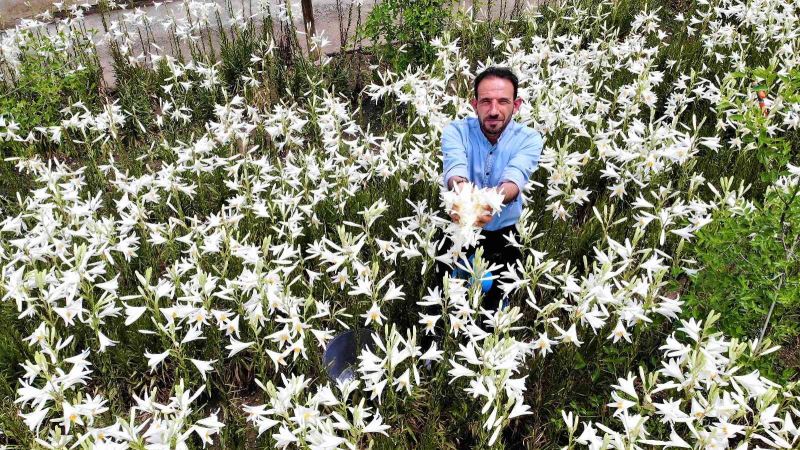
[485,171,490,176]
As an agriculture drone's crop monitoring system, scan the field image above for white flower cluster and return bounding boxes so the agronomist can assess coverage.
[357,325,441,402]
[566,313,800,450]
[0,0,799,447]
[441,182,506,248]
[244,374,390,448]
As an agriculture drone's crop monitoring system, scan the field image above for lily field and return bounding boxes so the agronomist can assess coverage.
[0,0,799,448]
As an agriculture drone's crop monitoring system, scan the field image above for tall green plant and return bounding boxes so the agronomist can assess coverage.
[361,0,455,70]
[684,67,800,382]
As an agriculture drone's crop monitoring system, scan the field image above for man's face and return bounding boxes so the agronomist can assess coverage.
[470,76,523,143]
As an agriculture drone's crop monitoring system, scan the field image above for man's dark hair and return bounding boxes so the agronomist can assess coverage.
[474,66,519,100]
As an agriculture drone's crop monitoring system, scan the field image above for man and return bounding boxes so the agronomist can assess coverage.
[440,66,543,311]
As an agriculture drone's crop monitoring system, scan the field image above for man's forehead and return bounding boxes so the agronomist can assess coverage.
[476,76,515,99]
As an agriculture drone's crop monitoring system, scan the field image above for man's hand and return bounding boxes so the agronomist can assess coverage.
[475,205,493,228]
[448,176,468,191]
[497,181,520,204]
[447,177,468,224]
[449,204,461,224]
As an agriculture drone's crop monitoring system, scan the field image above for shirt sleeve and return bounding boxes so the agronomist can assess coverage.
[500,130,543,192]
[441,122,469,189]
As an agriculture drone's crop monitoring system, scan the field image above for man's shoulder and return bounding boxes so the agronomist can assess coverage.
[511,120,542,140]
[442,118,478,145]
[445,117,478,132]
[510,123,543,151]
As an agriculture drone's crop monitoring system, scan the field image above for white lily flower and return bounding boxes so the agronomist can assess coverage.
[144,350,170,371]
[190,359,216,381]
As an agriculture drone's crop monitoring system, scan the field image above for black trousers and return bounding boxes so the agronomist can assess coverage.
[434,225,522,311]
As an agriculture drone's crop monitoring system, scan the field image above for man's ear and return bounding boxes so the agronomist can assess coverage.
[470,98,478,111]
[513,98,523,114]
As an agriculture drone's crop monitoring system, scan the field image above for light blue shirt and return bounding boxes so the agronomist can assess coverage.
[442,117,543,231]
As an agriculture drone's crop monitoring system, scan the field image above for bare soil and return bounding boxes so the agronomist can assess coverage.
[0,0,90,28]
[1,0,528,90]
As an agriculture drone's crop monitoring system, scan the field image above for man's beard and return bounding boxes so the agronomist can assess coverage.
[479,116,509,140]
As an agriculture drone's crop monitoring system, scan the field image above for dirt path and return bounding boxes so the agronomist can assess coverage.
[2,0,528,89]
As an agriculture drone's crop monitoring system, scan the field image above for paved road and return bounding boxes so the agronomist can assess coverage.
[3,0,527,89]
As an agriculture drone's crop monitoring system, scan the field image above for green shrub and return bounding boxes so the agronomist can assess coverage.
[362,0,455,70]
[0,36,101,158]
[684,67,800,382]
[686,181,800,378]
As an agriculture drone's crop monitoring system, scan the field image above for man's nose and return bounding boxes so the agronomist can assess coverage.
[488,101,500,115]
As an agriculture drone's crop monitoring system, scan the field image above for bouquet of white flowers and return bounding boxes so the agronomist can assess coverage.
[441,182,506,249]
